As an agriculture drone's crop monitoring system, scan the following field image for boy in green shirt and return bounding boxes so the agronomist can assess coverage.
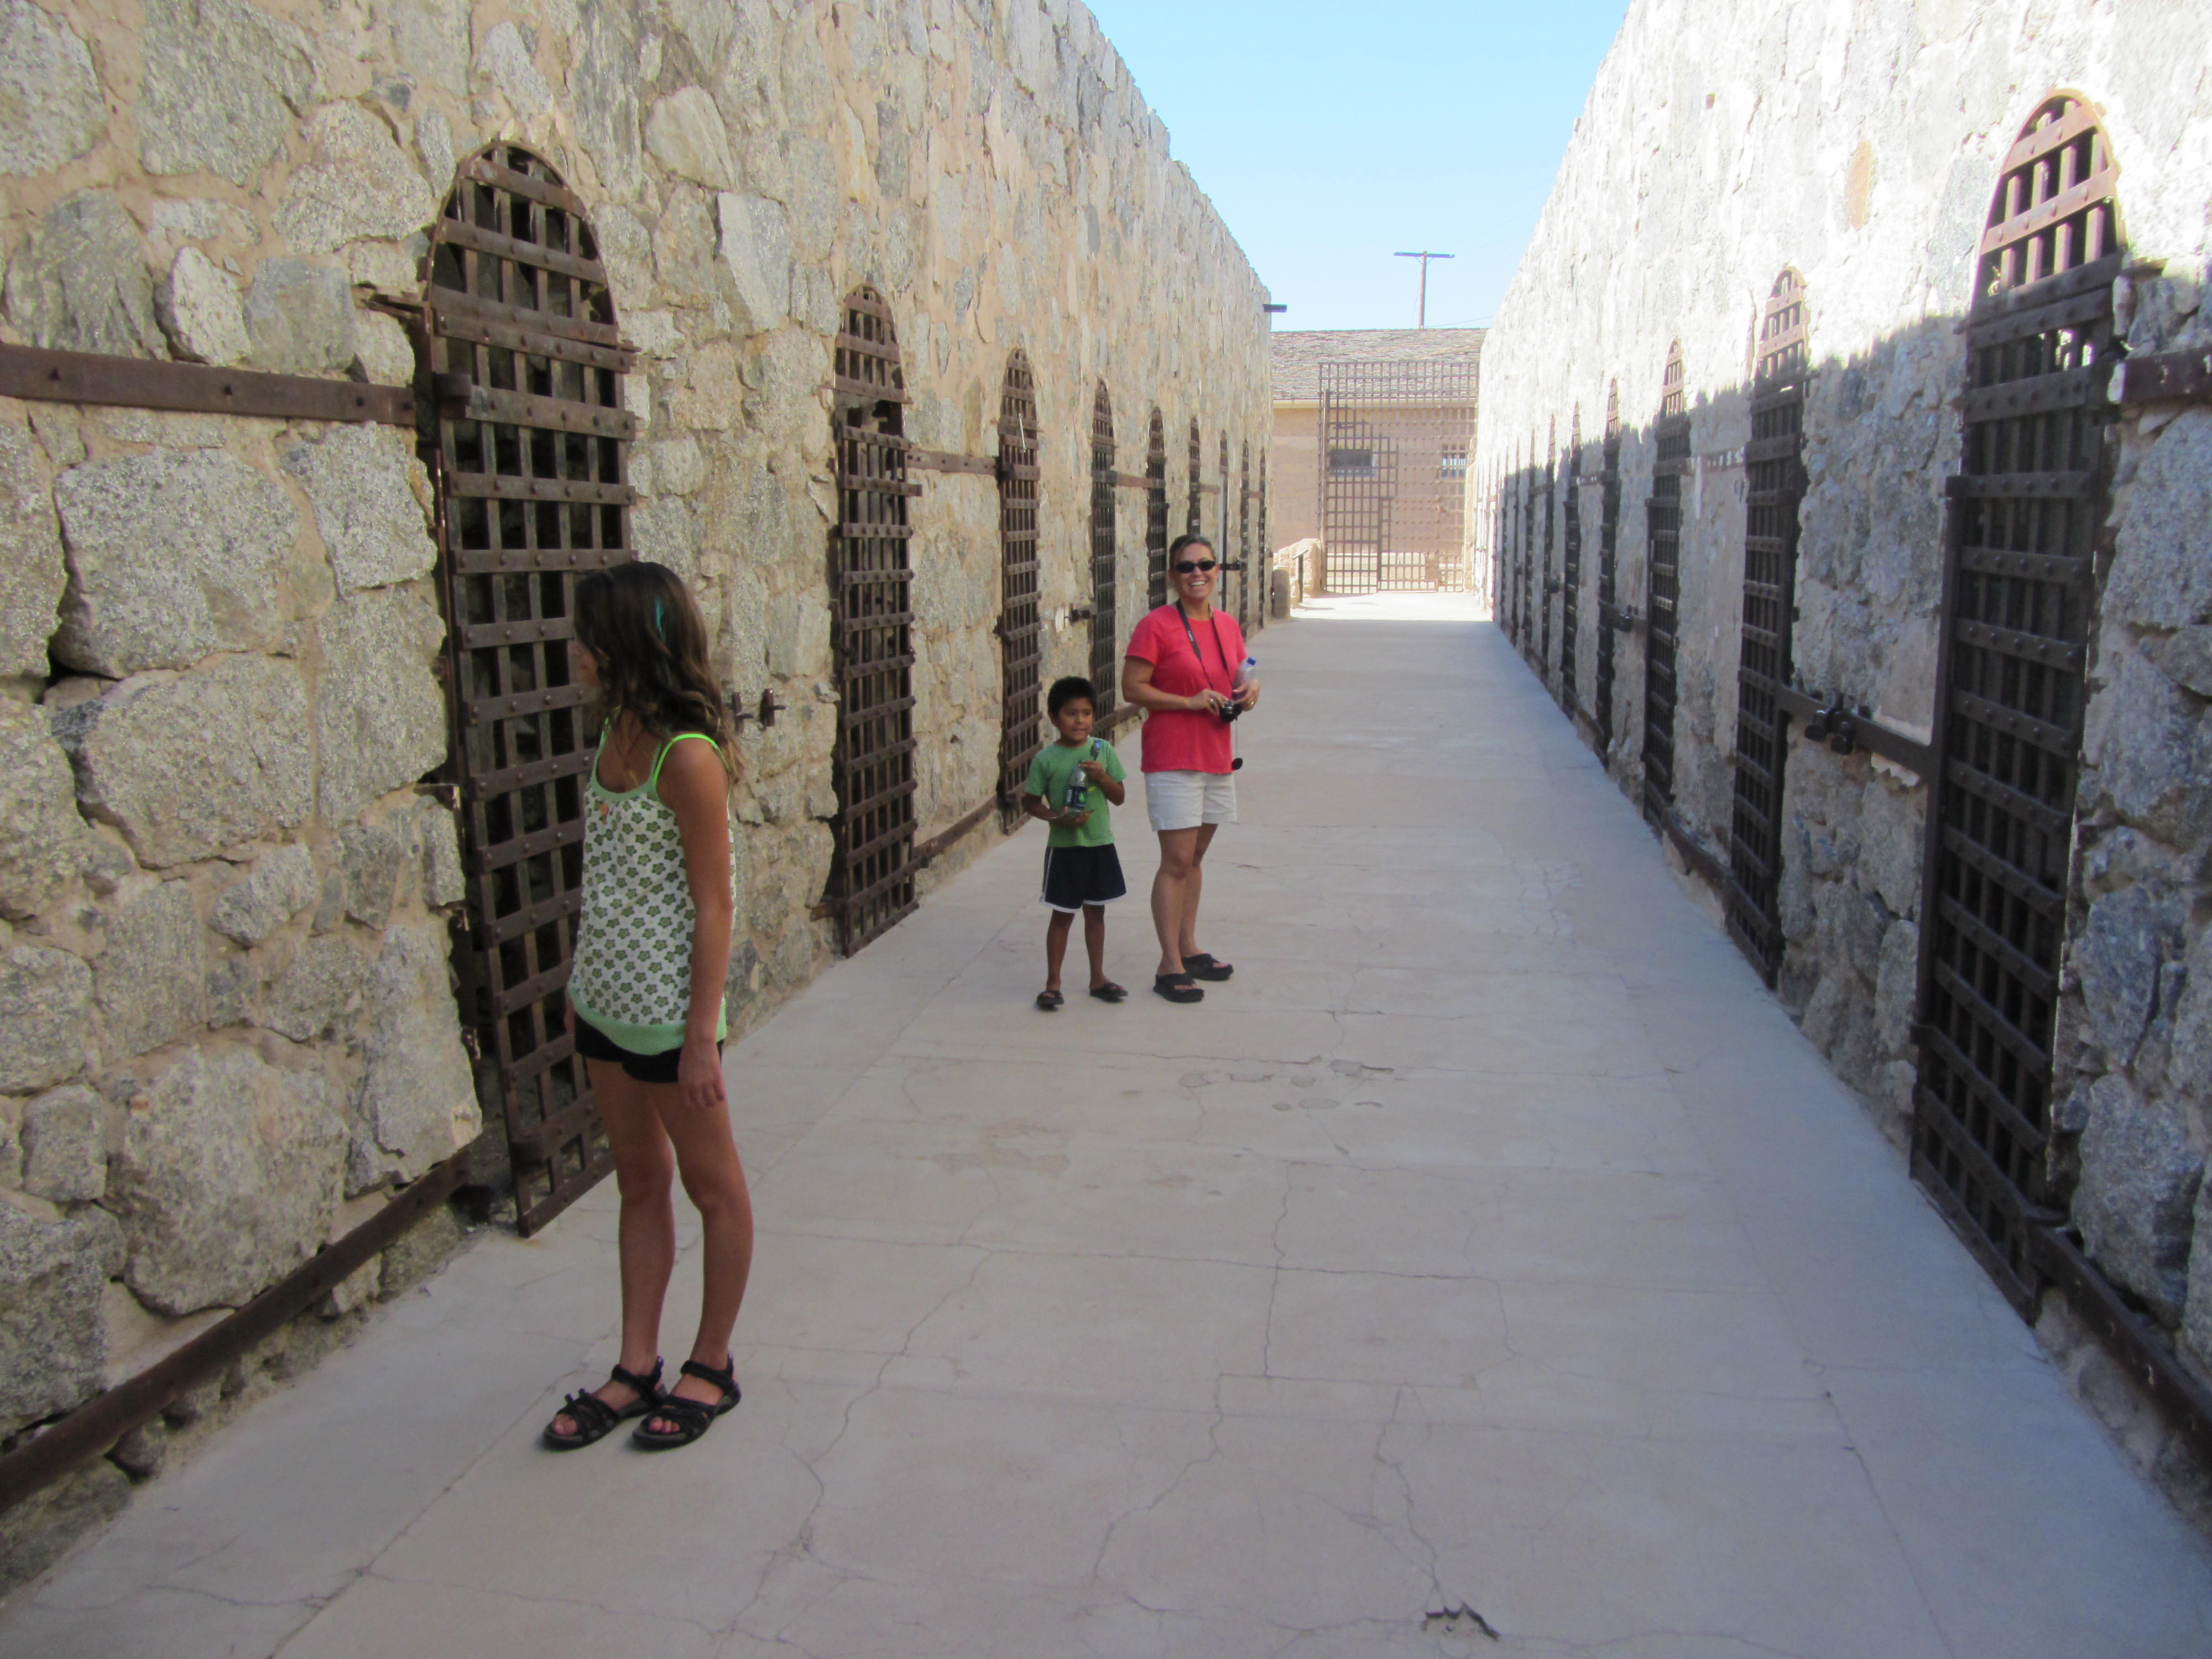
[1022,676,1129,1009]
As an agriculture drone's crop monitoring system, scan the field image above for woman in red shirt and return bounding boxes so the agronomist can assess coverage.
[1120,535,1260,1003]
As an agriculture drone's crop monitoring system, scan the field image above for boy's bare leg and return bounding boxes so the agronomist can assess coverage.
[1083,903,1108,988]
[1177,822,1220,961]
[1045,909,1074,991]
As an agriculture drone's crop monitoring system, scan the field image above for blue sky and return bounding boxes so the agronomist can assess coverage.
[1083,0,1631,332]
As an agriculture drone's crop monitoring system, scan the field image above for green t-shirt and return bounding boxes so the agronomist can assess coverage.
[1024,738,1126,848]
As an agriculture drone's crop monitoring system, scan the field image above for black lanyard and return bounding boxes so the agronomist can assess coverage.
[1174,602,1232,693]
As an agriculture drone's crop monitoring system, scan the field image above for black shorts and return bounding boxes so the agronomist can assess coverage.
[572,1015,722,1084]
[1041,842,1128,914]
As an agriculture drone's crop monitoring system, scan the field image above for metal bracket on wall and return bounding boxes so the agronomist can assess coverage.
[1648,791,1729,891]
[1599,599,1641,632]
[907,447,998,478]
[0,342,415,425]
[1772,685,1933,775]
[724,688,786,732]
[2113,349,2212,405]
[1112,470,1151,491]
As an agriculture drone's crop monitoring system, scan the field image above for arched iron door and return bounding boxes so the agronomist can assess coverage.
[1186,418,1203,540]
[1089,386,1118,717]
[1238,442,1252,630]
[1910,95,2126,1306]
[997,352,1042,828]
[1595,384,1622,747]
[1641,344,1689,818]
[829,287,918,953]
[1725,272,1811,984]
[423,143,639,1235]
[1539,421,1556,673]
[1561,409,1582,716]
[1146,411,1169,612]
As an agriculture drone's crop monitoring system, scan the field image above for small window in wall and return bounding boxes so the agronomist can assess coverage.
[1329,447,1376,476]
[1441,444,1468,478]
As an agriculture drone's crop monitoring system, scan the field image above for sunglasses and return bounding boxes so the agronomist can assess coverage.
[1175,560,1218,573]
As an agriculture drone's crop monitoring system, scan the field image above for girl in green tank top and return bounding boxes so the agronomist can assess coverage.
[540,563,754,1453]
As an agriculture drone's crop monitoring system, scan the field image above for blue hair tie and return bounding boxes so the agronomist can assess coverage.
[652,597,665,641]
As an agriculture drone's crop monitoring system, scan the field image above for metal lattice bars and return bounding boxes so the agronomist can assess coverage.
[830,286,919,954]
[1911,94,2125,1306]
[1596,384,1622,747]
[1561,410,1583,716]
[1725,272,1811,986]
[1641,343,1689,818]
[1090,386,1118,714]
[425,144,636,1236]
[1319,359,1478,593]
[997,351,1043,830]
[1540,422,1556,671]
[1147,411,1169,611]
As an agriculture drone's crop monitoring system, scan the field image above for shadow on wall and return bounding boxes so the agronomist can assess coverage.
[1473,263,2212,1473]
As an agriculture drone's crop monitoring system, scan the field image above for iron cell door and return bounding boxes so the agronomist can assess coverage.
[1217,433,1231,601]
[1910,95,2126,1307]
[1238,443,1252,629]
[422,143,639,1235]
[1561,411,1582,716]
[1539,424,1556,672]
[1257,454,1269,629]
[1186,418,1203,540]
[1323,425,1396,595]
[1595,384,1622,748]
[830,286,919,954]
[997,351,1043,830]
[1519,440,1536,654]
[1641,345,1689,817]
[1146,411,1169,611]
[1725,272,1812,985]
[1089,386,1118,716]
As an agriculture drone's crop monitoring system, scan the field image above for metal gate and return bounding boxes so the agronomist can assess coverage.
[422,143,637,1234]
[1725,273,1812,984]
[1186,418,1202,540]
[1089,385,1117,715]
[1517,440,1535,650]
[1641,345,1689,817]
[997,351,1042,829]
[1538,423,1556,672]
[1561,410,1582,717]
[1911,95,2126,1306]
[829,286,918,953]
[1595,384,1622,748]
[1238,443,1252,629]
[1146,411,1168,611]
[1258,453,1270,628]
[1319,359,1478,593]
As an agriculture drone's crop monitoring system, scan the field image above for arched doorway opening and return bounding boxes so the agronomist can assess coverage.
[1146,410,1169,612]
[1641,342,1688,821]
[1090,385,1118,717]
[997,351,1042,830]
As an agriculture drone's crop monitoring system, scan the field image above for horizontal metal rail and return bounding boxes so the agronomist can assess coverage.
[0,343,414,425]
[1771,686,1934,774]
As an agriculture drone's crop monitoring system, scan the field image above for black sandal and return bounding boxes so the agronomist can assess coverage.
[1036,989,1065,1010]
[632,1356,741,1450]
[1153,973,1203,1004]
[542,1358,663,1451]
[1182,952,1234,982]
[1089,982,1128,1002]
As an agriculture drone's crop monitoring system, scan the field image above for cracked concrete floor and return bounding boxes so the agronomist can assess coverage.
[10,594,2212,1658]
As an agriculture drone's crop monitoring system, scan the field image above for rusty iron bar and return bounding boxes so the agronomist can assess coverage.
[1089,384,1119,717]
[2114,348,2212,404]
[0,1151,471,1516]
[907,447,997,477]
[0,342,415,425]
[2033,1225,2212,1462]
[1771,685,1933,774]
[913,797,1001,868]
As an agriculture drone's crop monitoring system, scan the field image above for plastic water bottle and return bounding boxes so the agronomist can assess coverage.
[1230,656,1257,699]
[1063,738,1098,815]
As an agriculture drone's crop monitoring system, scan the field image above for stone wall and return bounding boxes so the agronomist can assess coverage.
[0,0,1271,1550]
[1468,0,2212,1503]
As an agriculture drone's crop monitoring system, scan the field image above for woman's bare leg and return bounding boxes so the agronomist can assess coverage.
[547,1058,675,1435]
[1151,827,1200,975]
[1177,822,1220,961]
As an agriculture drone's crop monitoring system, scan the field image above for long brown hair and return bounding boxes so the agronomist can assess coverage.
[574,562,737,778]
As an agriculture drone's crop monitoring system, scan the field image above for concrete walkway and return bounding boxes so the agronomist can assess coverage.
[9,596,2212,1658]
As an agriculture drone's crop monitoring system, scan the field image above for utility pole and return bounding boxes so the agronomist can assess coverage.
[1394,251,1454,328]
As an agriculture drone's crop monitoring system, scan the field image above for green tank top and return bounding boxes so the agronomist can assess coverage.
[568,729,729,1055]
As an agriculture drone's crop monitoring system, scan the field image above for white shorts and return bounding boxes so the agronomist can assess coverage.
[1144,770,1237,833]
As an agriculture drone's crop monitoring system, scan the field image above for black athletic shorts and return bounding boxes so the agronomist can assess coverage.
[1040,842,1128,914]
[572,1015,722,1084]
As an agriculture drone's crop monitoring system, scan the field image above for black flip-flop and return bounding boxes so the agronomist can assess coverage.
[1036,989,1065,1010]
[1089,982,1128,1003]
[1153,973,1203,1004]
[1182,952,1234,982]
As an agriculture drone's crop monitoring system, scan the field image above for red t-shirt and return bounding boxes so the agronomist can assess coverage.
[1125,603,1248,774]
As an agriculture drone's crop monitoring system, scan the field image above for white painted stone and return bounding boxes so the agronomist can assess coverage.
[0,0,105,176]
[281,425,434,593]
[155,248,251,367]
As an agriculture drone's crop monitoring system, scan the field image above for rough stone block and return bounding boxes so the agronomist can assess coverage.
[242,258,356,378]
[2075,883,2178,1067]
[349,918,477,1192]
[1872,914,1919,1058]
[138,0,312,185]
[474,19,549,116]
[108,1044,345,1314]
[378,1197,466,1299]
[0,0,106,176]
[0,698,90,921]
[2163,925,2212,1108]
[97,880,206,1058]
[2149,625,2212,700]
[2179,1175,2212,1374]
[717,192,794,332]
[410,801,464,907]
[69,656,314,868]
[212,842,317,945]
[20,1082,107,1202]
[0,1458,129,1596]
[647,87,738,189]
[0,406,65,676]
[0,943,91,1093]
[314,588,447,822]
[155,248,249,367]
[53,448,297,676]
[2,193,164,359]
[352,312,415,387]
[272,101,436,255]
[258,932,368,1041]
[2104,410,2212,630]
[281,424,434,593]
[204,951,255,1027]
[338,823,401,926]
[2082,648,2212,847]
[2074,1072,2205,1323]
[0,1204,122,1432]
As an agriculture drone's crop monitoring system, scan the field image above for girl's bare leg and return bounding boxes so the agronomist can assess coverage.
[547,1058,675,1435]
[639,1076,754,1430]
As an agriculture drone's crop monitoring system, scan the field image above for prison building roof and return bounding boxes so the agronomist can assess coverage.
[1271,328,1485,402]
